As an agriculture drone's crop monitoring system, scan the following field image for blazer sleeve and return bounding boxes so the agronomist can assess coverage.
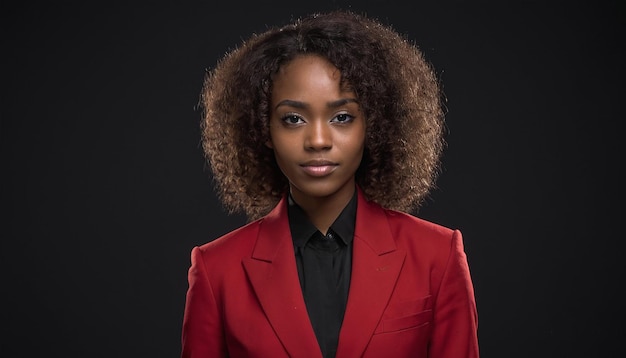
[181,246,227,358]
[429,229,479,357]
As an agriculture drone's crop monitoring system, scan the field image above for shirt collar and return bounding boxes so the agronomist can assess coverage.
[287,189,357,248]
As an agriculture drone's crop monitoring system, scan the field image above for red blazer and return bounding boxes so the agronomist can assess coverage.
[181,188,479,357]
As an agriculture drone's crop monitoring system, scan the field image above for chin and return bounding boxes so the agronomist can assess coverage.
[291,179,354,200]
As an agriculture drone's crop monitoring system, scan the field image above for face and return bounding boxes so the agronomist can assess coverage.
[268,55,366,206]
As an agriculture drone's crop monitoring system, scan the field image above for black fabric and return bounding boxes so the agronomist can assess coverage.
[287,191,357,358]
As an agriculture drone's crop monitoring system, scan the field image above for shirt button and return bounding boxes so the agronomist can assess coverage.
[326,233,334,240]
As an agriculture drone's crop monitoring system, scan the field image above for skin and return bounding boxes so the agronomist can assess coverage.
[267,55,366,234]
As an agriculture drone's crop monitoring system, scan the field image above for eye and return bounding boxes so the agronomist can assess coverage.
[281,114,305,125]
[331,113,355,123]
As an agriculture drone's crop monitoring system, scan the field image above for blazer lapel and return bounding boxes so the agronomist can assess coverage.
[242,197,322,358]
[336,189,406,357]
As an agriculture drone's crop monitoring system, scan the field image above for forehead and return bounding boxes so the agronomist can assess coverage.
[271,55,353,100]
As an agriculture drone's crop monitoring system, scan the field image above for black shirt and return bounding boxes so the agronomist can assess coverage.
[287,191,357,358]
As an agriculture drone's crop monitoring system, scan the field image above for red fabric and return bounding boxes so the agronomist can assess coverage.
[181,188,479,357]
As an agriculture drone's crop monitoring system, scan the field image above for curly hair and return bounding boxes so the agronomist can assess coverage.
[201,10,445,220]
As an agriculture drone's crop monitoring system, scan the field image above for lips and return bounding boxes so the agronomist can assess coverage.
[300,159,338,177]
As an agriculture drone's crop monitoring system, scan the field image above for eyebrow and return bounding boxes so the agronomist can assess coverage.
[274,98,358,110]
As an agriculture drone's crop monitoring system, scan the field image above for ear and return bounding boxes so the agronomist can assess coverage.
[265,137,273,149]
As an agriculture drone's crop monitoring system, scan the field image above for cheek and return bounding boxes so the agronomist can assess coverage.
[270,129,300,152]
[350,135,366,167]
[341,131,366,156]
[271,147,297,181]
[270,137,298,166]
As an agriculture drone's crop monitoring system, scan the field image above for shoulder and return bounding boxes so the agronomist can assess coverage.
[357,191,460,253]
[383,207,455,240]
[377,207,468,285]
[193,218,263,263]
[192,196,289,265]
[358,188,454,241]
[379,206,461,257]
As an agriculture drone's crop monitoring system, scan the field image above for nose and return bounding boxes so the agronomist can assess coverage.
[304,120,332,151]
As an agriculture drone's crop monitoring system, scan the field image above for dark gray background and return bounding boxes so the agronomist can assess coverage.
[2,1,623,357]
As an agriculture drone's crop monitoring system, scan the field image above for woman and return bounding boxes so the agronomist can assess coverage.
[181,10,479,357]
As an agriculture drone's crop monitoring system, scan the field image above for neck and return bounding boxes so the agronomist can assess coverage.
[290,184,355,235]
